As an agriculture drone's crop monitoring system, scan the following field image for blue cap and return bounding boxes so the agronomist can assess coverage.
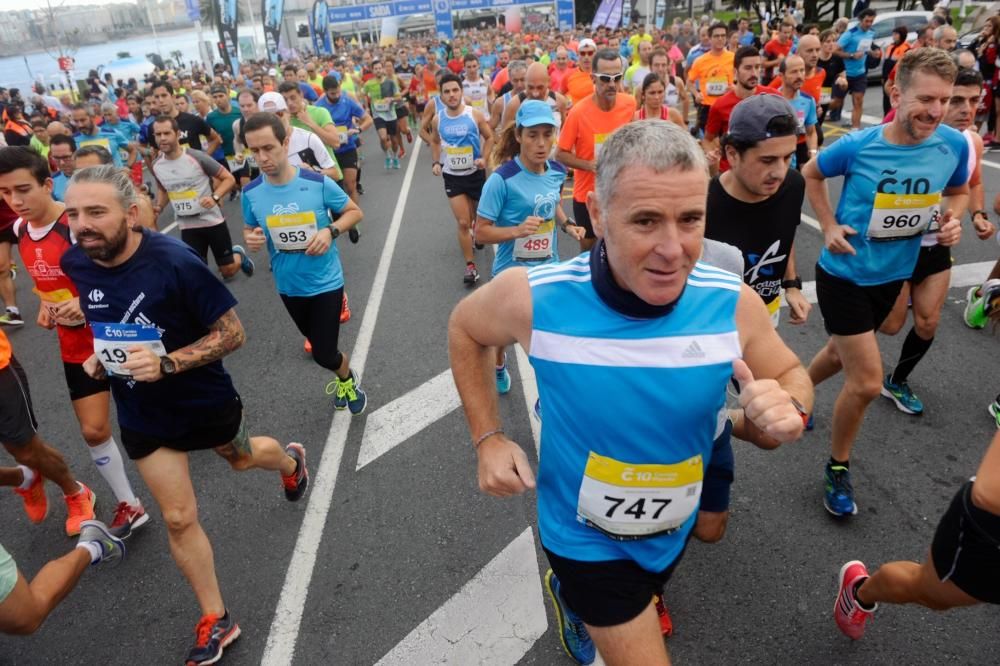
[516,100,557,128]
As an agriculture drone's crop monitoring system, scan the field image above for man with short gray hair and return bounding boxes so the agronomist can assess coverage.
[449,120,811,666]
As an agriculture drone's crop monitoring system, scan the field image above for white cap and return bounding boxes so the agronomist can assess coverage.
[258,91,287,112]
[577,38,597,51]
[268,67,278,76]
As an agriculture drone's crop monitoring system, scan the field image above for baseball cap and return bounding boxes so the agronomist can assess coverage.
[516,99,557,128]
[726,93,796,143]
[209,85,229,95]
[577,38,597,52]
[258,91,288,112]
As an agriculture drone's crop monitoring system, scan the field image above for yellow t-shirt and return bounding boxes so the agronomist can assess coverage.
[687,50,735,107]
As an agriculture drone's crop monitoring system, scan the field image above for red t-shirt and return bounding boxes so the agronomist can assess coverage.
[15,213,94,363]
[0,199,16,233]
[763,38,793,79]
[705,86,769,172]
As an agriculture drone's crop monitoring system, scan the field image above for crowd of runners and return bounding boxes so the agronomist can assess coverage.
[0,8,999,665]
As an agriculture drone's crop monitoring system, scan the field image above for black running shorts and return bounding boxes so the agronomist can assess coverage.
[374,117,398,136]
[701,418,735,513]
[572,200,596,239]
[119,396,245,460]
[932,480,1000,604]
[336,149,359,171]
[815,264,904,336]
[181,222,236,267]
[910,244,952,285]
[543,544,687,627]
[443,170,485,200]
[62,361,110,402]
[0,356,37,447]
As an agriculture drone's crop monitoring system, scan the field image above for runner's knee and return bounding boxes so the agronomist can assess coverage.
[693,511,729,543]
[913,312,939,338]
[80,423,111,445]
[160,504,198,533]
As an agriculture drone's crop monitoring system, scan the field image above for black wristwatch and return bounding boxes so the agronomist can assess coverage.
[329,227,341,240]
[973,209,989,220]
[433,161,443,168]
[561,217,577,232]
[160,355,177,376]
[781,277,803,290]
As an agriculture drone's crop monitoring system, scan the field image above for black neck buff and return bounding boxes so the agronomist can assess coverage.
[589,239,681,319]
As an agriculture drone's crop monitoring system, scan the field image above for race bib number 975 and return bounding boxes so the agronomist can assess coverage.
[92,322,166,377]
[577,452,703,540]
[866,192,941,241]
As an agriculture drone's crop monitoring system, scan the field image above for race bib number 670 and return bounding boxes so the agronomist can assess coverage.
[576,452,703,541]
[92,322,166,377]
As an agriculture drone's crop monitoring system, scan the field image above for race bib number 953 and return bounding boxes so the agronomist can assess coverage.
[577,452,703,541]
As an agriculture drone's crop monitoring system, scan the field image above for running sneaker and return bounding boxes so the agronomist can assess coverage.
[989,400,1000,429]
[357,181,364,195]
[834,560,876,640]
[282,443,309,502]
[340,293,352,323]
[654,594,674,637]
[349,225,361,244]
[185,611,241,666]
[464,263,479,285]
[64,483,97,537]
[0,309,23,326]
[14,469,48,524]
[78,519,126,567]
[824,463,857,518]
[881,374,924,415]
[9,263,16,280]
[328,370,368,415]
[543,569,595,665]
[108,499,150,539]
[304,339,312,354]
[384,157,391,170]
[232,244,255,277]
[496,363,511,395]
[397,146,405,158]
[964,285,987,329]
[392,157,401,169]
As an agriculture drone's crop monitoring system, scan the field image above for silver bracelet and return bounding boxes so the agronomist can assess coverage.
[474,428,504,448]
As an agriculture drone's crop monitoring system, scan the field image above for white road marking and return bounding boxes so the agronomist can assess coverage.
[800,213,821,232]
[262,143,422,666]
[356,369,461,470]
[374,528,548,666]
[162,221,178,234]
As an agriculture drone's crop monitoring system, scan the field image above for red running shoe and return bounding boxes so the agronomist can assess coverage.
[654,595,673,637]
[340,293,351,323]
[834,560,877,640]
[304,339,312,354]
[14,469,48,524]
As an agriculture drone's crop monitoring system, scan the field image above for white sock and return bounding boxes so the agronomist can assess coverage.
[6,306,19,315]
[76,541,101,564]
[16,465,35,490]
[89,437,137,505]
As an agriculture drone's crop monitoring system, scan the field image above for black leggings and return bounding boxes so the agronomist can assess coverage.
[280,287,345,373]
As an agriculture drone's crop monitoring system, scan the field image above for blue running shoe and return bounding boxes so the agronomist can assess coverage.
[544,570,595,665]
[185,610,241,666]
[327,370,368,415]
[392,157,400,169]
[496,356,511,394]
[824,463,858,517]
[881,375,923,415]
[384,157,392,170]
[231,244,255,277]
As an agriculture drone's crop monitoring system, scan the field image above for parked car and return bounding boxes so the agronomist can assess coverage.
[847,10,933,80]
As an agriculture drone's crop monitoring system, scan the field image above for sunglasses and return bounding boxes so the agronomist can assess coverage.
[594,72,624,84]
[579,50,596,56]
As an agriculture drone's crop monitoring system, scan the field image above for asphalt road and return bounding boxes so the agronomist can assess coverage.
[1,86,999,665]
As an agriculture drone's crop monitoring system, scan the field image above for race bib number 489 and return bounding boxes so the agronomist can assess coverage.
[866,192,941,241]
[92,322,166,377]
[577,451,703,540]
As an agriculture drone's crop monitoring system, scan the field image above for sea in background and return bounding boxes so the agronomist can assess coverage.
[0,24,272,94]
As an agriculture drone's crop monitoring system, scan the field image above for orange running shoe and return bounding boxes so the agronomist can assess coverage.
[64,482,97,537]
[304,339,312,354]
[13,469,48,524]
[340,293,351,323]
[654,595,673,637]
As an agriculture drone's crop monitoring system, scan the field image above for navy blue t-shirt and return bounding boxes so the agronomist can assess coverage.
[61,229,239,438]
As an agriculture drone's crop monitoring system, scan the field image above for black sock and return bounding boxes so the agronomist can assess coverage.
[890,327,934,385]
[829,457,849,469]
[853,579,875,610]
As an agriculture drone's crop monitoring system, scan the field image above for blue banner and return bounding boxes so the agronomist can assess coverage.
[555,0,573,30]
[325,0,552,30]
[185,0,201,22]
[263,0,284,63]
[433,0,453,38]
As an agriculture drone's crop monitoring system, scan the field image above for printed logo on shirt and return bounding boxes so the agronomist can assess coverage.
[88,289,104,302]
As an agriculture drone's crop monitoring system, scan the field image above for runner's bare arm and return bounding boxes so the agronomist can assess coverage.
[803,157,856,254]
[166,308,246,374]
[732,283,812,448]
[937,184,970,247]
[205,128,223,156]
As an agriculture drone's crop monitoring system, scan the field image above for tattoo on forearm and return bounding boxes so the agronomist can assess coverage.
[170,309,246,373]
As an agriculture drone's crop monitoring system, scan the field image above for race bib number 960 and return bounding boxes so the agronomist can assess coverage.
[576,452,703,540]
[867,192,941,241]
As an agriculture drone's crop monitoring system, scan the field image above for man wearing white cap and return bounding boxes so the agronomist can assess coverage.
[257,92,339,181]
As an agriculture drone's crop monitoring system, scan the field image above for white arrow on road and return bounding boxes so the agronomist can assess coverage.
[375,527,548,666]
[357,369,461,470]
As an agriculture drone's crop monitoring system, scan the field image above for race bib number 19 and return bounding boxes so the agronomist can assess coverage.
[577,451,703,540]
[92,322,166,377]
[867,192,941,241]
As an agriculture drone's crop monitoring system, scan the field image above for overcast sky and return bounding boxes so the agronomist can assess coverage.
[3,0,137,11]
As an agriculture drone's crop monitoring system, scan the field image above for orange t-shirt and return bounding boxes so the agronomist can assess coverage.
[0,329,9,370]
[687,50,735,106]
[565,69,595,105]
[557,94,637,202]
